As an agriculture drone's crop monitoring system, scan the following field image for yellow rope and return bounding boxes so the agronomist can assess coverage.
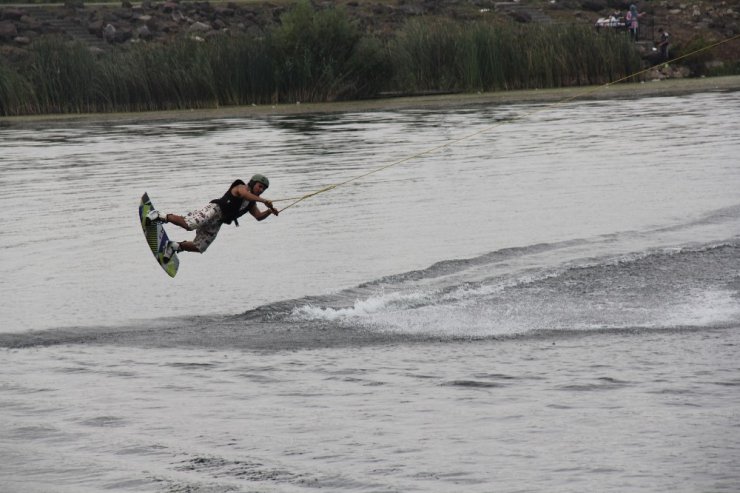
[276,33,740,213]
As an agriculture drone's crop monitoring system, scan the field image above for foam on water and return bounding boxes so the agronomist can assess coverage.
[289,290,434,322]
[277,231,740,340]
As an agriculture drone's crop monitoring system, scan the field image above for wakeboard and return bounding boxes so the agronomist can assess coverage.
[139,193,179,278]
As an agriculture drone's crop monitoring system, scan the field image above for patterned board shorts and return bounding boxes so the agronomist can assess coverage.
[183,203,223,252]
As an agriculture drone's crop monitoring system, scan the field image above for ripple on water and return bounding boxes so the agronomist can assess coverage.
[78,416,128,428]
[558,377,632,391]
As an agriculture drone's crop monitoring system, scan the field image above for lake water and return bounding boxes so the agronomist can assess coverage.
[1,89,739,492]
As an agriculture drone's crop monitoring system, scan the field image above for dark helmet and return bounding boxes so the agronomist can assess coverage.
[249,173,269,190]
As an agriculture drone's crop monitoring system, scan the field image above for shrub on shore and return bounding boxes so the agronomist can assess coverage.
[0,2,641,116]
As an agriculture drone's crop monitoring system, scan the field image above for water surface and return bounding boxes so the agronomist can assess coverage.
[1,90,739,492]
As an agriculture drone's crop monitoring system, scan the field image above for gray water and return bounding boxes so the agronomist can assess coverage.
[1,90,739,492]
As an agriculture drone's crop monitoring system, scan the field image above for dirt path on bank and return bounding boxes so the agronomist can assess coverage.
[2,75,739,126]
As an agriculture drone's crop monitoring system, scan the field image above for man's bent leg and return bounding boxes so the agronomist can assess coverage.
[178,241,201,253]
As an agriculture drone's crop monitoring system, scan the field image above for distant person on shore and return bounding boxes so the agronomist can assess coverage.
[626,3,645,40]
[657,28,670,61]
[145,175,278,262]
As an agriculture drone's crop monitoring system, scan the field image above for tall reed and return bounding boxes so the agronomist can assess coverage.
[269,0,380,102]
[0,61,37,116]
[0,5,643,116]
[25,37,101,113]
[390,19,641,93]
[206,34,276,106]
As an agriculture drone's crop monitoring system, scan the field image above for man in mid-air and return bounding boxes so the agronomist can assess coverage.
[146,174,278,262]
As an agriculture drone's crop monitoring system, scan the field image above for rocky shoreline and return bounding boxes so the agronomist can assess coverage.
[1,0,738,119]
[1,0,738,59]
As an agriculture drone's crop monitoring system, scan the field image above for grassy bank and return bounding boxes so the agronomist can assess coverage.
[4,75,740,126]
[1,1,644,116]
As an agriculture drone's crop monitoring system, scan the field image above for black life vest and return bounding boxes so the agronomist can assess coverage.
[210,179,255,226]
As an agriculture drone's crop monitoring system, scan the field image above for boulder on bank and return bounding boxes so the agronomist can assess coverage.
[647,64,691,80]
[188,20,211,33]
[102,23,116,42]
[0,20,18,41]
[137,24,152,40]
[1,8,25,21]
[88,19,104,37]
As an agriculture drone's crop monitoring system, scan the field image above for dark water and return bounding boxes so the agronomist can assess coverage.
[1,91,739,492]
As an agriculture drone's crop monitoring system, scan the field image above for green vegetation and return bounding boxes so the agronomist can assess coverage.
[0,1,641,116]
[671,37,740,78]
[672,37,715,77]
[706,61,740,77]
[391,19,641,92]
